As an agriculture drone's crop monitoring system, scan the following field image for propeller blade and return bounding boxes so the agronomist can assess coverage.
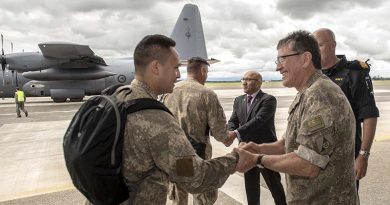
[1,34,5,71]
[15,71,18,86]
[1,34,4,55]
[11,42,13,53]
[11,70,14,85]
[0,34,6,86]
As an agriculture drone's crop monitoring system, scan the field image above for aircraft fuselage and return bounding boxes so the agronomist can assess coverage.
[0,3,208,102]
[0,58,135,101]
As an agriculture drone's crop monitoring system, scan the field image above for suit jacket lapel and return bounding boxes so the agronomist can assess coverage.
[245,91,264,122]
[242,95,248,121]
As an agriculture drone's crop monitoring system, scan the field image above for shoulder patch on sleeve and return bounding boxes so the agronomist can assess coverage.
[176,157,194,177]
[307,116,325,132]
[359,61,369,69]
[348,60,370,71]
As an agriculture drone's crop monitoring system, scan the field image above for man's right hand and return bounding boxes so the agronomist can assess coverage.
[228,131,237,140]
[233,148,258,172]
[223,132,236,147]
[239,141,262,154]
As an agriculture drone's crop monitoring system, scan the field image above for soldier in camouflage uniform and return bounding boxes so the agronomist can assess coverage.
[162,57,231,205]
[238,30,358,204]
[104,34,259,205]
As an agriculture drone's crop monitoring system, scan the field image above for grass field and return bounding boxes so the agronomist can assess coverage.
[372,80,390,86]
[205,80,390,89]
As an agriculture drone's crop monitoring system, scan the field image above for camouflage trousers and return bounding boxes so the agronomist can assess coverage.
[16,102,28,117]
[169,183,218,205]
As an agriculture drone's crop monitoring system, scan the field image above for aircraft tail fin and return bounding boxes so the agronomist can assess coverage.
[171,4,219,65]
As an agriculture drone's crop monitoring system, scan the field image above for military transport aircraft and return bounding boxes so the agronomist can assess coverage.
[0,4,218,102]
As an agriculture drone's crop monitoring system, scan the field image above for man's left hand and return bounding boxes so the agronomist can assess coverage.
[233,148,258,172]
[355,155,368,180]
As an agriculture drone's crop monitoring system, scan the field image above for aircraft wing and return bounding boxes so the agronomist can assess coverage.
[38,42,107,67]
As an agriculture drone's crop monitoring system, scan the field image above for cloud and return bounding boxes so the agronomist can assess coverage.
[0,0,389,79]
[276,0,386,19]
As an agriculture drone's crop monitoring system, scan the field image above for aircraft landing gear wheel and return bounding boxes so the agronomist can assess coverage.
[69,98,83,102]
[52,98,67,103]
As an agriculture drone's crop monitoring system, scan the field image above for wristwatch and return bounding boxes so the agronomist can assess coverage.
[359,150,370,159]
[256,154,265,168]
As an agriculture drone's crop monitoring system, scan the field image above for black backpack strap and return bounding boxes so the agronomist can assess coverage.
[101,84,125,95]
[125,98,173,116]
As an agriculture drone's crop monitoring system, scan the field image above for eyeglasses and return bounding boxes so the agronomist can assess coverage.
[275,53,302,65]
[241,78,259,83]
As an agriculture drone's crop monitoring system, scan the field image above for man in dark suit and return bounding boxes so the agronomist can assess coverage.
[227,71,286,205]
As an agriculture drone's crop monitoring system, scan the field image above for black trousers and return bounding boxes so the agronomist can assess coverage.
[244,167,287,205]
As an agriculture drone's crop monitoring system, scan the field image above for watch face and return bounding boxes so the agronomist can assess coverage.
[359,150,370,158]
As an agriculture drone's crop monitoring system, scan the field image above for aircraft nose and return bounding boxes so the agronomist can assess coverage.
[22,83,34,95]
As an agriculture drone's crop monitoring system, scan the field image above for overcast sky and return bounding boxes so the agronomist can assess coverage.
[1,0,389,80]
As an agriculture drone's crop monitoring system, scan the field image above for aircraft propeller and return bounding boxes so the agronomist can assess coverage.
[9,42,17,86]
[1,34,6,85]
[0,34,18,86]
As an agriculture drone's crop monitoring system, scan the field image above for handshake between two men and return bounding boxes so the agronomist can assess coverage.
[233,142,263,173]
[221,131,264,173]
[222,135,264,173]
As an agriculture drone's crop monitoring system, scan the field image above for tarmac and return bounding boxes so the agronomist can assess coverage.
[0,84,389,204]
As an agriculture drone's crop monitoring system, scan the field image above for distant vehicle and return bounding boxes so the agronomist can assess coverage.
[0,4,217,102]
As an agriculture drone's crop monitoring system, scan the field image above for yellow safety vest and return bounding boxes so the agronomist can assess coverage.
[16,91,25,102]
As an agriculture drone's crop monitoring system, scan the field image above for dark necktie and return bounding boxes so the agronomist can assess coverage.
[247,95,253,113]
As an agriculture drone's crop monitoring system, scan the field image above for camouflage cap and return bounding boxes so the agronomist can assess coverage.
[188,57,210,66]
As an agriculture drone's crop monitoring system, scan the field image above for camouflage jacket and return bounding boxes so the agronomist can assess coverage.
[114,79,237,205]
[283,70,358,205]
[163,78,229,159]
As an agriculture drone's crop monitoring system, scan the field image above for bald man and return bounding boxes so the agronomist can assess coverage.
[228,71,286,205]
[313,28,379,190]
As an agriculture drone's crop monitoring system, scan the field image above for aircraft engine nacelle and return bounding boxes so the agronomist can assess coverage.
[6,52,68,72]
[22,81,89,102]
[23,81,47,97]
[22,68,116,81]
[50,89,84,102]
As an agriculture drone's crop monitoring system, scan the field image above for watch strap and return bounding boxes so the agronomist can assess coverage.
[256,154,265,168]
[359,150,370,159]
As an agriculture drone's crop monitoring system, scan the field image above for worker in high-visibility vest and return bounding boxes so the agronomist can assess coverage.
[15,87,28,118]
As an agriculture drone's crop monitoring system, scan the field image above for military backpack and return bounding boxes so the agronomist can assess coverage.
[63,84,172,205]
